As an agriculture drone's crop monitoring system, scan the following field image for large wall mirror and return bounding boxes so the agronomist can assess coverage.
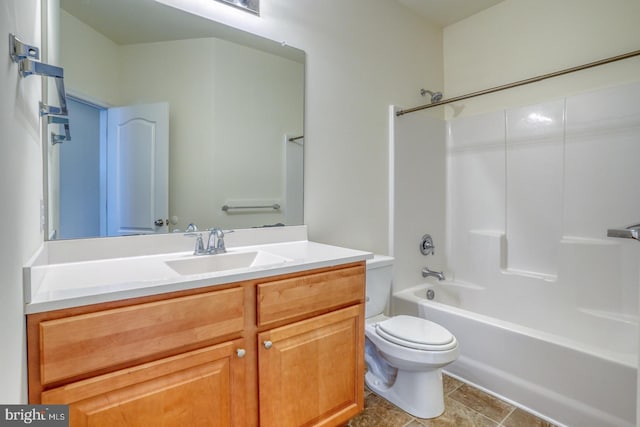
[45,0,305,240]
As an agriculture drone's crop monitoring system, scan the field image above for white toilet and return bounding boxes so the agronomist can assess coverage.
[365,255,459,419]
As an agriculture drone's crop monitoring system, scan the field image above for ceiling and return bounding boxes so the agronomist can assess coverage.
[61,0,241,44]
[60,0,304,61]
[61,0,506,47]
[395,0,506,27]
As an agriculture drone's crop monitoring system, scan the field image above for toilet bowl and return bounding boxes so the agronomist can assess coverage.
[365,255,458,419]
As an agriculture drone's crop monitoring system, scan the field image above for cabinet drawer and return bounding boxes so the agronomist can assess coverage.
[257,264,364,328]
[39,287,244,385]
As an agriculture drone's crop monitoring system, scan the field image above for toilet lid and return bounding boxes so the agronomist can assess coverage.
[375,315,456,351]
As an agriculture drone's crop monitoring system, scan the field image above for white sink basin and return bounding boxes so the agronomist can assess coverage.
[165,250,291,276]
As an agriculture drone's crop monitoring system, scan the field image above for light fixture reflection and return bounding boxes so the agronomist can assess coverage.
[527,112,553,124]
[214,0,259,15]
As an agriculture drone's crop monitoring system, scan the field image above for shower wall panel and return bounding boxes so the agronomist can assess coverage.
[564,83,640,238]
[446,81,640,318]
[505,100,564,279]
[447,111,505,283]
[564,82,640,316]
[390,107,446,293]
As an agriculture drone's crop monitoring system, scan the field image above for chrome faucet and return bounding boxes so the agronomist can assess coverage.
[188,233,206,255]
[422,267,445,281]
[206,228,228,254]
[185,227,230,255]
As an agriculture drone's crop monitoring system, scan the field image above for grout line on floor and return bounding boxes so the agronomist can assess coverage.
[353,376,553,427]
[497,406,517,426]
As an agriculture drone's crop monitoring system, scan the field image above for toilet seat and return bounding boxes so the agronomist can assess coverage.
[375,315,457,351]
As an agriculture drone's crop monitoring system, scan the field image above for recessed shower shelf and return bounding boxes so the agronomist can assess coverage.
[500,268,558,282]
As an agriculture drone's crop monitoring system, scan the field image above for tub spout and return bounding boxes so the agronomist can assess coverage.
[422,267,445,281]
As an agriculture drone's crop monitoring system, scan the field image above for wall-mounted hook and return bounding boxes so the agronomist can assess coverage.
[10,33,71,144]
[20,59,68,117]
[9,33,39,62]
[48,116,71,145]
[10,34,67,115]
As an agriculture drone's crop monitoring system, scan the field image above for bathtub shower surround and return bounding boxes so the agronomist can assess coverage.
[447,81,640,333]
[391,81,640,427]
[394,282,636,427]
[445,81,640,426]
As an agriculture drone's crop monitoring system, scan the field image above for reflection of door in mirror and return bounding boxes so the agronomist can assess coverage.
[59,99,169,239]
[107,102,169,237]
[58,98,103,239]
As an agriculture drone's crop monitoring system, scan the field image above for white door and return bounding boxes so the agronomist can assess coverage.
[107,102,169,236]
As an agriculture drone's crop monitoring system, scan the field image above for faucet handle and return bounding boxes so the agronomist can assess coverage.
[205,228,219,254]
[184,232,205,255]
[215,228,231,252]
[207,228,234,253]
[194,234,205,254]
[420,234,435,255]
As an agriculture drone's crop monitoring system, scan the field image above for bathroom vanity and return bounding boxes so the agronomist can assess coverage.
[24,226,369,427]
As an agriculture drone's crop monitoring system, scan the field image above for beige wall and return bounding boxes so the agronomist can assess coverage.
[0,0,43,403]
[5,0,639,407]
[2,0,441,400]
[159,0,444,253]
[60,10,120,106]
[60,14,304,231]
[443,0,640,117]
[119,38,304,230]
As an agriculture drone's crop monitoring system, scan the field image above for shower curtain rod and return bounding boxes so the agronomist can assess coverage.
[396,48,640,116]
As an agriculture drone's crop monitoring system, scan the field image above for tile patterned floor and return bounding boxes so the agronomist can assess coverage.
[346,375,556,427]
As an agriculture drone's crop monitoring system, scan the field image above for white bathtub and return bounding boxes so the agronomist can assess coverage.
[393,282,637,427]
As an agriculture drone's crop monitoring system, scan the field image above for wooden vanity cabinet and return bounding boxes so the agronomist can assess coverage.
[258,306,364,427]
[256,264,366,427]
[28,285,248,427]
[27,261,366,427]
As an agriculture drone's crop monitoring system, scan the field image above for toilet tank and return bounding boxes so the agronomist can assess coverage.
[365,255,394,318]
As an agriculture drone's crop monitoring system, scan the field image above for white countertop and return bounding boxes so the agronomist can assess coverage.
[24,226,372,314]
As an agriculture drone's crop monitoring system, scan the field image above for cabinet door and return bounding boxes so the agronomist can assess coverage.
[42,340,246,427]
[258,305,364,427]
